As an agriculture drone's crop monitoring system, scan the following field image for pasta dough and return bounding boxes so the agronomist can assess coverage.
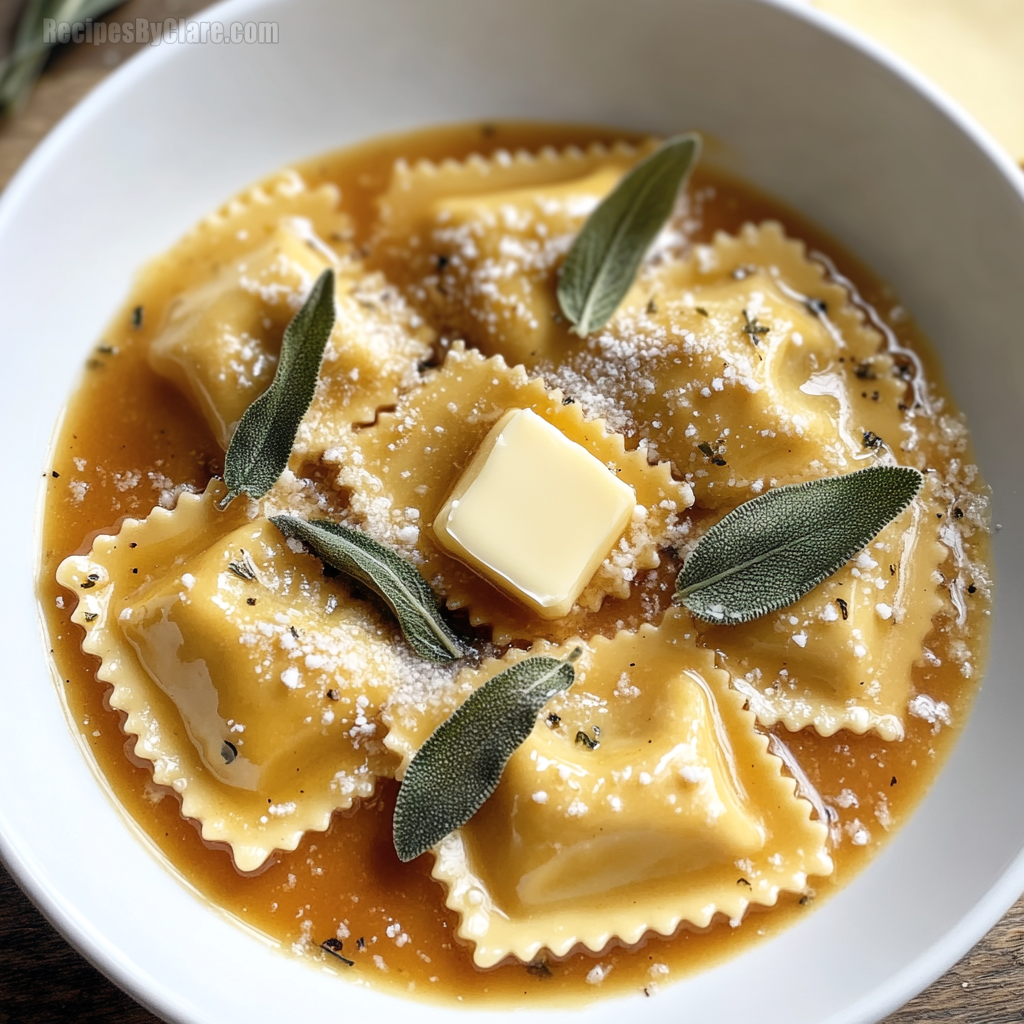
[55,483,456,871]
[375,141,654,368]
[703,486,946,740]
[326,342,693,642]
[379,144,913,516]
[149,221,336,448]
[544,222,913,509]
[384,610,832,967]
[147,172,434,455]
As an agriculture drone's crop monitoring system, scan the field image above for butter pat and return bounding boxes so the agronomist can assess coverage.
[433,408,636,618]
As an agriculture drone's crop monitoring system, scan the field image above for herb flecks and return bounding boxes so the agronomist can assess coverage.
[674,466,924,624]
[220,268,336,507]
[228,549,259,582]
[526,958,552,978]
[741,308,769,358]
[270,516,463,663]
[697,439,727,466]
[320,938,354,966]
[393,649,582,862]
[557,133,701,336]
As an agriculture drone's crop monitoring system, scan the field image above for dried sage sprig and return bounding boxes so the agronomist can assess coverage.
[675,465,924,624]
[270,515,463,663]
[1,0,126,117]
[557,132,701,336]
[393,649,581,862]
[220,268,335,506]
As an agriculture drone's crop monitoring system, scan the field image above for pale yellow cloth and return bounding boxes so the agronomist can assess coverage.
[813,0,1024,162]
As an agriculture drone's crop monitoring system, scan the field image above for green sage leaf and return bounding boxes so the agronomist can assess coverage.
[675,465,924,624]
[221,268,335,505]
[393,649,581,862]
[1,0,124,116]
[270,515,464,663]
[557,132,701,336]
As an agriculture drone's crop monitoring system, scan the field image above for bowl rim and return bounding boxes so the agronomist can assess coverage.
[2,1,1023,1022]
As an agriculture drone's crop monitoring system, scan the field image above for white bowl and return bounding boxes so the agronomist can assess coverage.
[2,1,1022,1021]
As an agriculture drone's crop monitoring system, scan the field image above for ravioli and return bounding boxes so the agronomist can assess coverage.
[142,169,355,298]
[149,222,337,448]
[375,141,654,368]
[384,610,832,967]
[148,174,434,455]
[543,222,913,509]
[380,147,911,513]
[326,342,693,642]
[703,488,946,740]
[55,483,455,872]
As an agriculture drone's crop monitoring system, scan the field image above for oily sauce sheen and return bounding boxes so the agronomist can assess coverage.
[40,123,990,1005]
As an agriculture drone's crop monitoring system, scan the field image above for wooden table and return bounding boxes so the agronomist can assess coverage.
[0,2,1020,1020]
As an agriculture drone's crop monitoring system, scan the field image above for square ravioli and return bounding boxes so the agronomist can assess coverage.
[701,488,947,739]
[147,175,433,456]
[329,343,692,642]
[56,485,456,872]
[383,611,832,967]
[376,142,653,369]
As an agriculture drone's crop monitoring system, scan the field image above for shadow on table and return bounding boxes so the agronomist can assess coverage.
[0,861,161,1024]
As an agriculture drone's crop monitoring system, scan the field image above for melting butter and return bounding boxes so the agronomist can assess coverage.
[433,408,636,619]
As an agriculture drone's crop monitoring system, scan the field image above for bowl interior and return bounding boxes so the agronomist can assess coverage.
[2,1,1022,1022]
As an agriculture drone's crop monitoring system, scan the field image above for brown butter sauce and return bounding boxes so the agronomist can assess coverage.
[39,121,988,1006]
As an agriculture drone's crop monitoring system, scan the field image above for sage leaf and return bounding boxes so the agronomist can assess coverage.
[557,132,701,336]
[393,649,581,862]
[675,465,924,624]
[221,268,335,505]
[1,0,124,116]
[270,515,464,663]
